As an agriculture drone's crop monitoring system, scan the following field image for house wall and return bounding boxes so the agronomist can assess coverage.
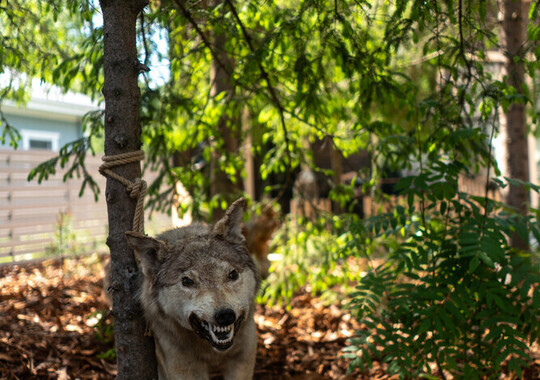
[0,81,99,151]
[0,112,82,150]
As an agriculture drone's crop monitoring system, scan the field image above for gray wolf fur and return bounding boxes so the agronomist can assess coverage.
[126,198,260,380]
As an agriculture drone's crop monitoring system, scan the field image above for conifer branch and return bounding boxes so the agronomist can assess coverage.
[171,0,232,77]
[224,0,293,200]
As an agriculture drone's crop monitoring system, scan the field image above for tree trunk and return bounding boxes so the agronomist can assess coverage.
[502,0,530,250]
[330,137,343,214]
[99,0,158,378]
[243,108,256,201]
[209,9,243,222]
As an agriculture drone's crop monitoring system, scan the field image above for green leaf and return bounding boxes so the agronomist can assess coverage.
[533,289,540,309]
[469,256,480,273]
[478,251,494,268]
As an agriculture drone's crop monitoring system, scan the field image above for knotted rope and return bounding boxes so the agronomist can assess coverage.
[99,150,147,235]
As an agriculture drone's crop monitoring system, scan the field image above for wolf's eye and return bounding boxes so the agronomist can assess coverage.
[228,269,239,281]
[182,276,194,287]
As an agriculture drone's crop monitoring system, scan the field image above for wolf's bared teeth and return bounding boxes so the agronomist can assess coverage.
[208,323,235,348]
[211,324,233,333]
[216,337,232,345]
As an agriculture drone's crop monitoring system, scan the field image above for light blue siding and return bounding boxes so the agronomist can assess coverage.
[0,112,82,150]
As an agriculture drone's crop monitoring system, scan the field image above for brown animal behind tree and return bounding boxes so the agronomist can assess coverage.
[242,203,281,278]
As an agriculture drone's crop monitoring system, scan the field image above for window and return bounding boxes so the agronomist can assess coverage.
[21,130,60,151]
[29,139,53,150]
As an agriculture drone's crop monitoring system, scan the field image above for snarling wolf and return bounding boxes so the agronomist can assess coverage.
[126,198,260,380]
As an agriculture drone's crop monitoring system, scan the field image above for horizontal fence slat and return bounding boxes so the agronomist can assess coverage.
[0,202,69,211]
[0,149,171,264]
[1,221,57,232]
[0,238,52,249]
[0,185,68,192]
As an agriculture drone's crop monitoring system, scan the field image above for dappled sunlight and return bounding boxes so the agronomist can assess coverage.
[0,256,364,379]
[0,256,116,379]
[0,256,365,379]
[1,256,538,379]
[1,0,539,378]
[253,293,362,378]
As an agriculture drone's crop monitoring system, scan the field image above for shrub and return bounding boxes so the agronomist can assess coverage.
[344,162,540,379]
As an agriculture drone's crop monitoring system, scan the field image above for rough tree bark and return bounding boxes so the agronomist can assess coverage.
[502,0,530,251]
[99,0,158,378]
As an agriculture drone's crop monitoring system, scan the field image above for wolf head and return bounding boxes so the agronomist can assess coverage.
[126,198,260,352]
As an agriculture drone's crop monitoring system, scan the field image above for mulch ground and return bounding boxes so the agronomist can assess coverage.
[0,255,538,380]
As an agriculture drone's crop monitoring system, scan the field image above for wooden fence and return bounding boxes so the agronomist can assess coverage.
[0,150,171,264]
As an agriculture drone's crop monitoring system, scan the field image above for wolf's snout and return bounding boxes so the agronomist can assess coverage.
[214,308,236,326]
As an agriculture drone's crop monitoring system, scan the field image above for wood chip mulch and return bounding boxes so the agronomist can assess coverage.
[0,256,538,379]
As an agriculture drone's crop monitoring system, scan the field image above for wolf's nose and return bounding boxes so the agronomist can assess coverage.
[214,308,236,326]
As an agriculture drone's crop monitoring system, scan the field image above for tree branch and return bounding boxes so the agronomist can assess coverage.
[458,0,472,78]
[171,0,232,77]
[223,0,294,201]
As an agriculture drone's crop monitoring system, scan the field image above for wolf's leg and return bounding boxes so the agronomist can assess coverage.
[156,341,210,380]
[222,350,256,380]
[163,365,210,380]
[223,322,257,380]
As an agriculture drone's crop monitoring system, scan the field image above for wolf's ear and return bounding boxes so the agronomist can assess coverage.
[213,198,246,244]
[125,232,167,276]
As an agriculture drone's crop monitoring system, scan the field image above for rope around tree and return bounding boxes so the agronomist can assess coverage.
[99,150,147,235]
